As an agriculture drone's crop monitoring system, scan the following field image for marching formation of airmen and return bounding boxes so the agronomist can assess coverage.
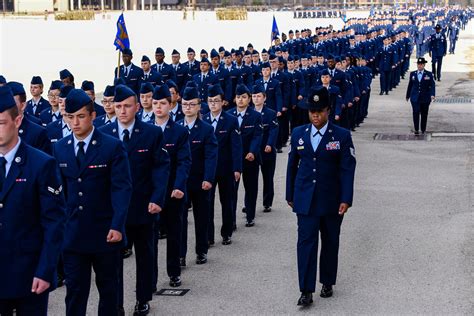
[0,5,471,315]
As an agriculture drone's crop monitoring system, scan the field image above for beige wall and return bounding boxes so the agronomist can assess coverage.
[14,0,53,12]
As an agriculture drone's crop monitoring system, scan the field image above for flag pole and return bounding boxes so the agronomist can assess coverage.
[117,50,121,79]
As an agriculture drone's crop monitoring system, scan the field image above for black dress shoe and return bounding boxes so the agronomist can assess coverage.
[245,220,255,227]
[242,207,247,213]
[134,301,150,315]
[379,91,383,95]
[196,253,207,264]
[263,206,272,213]
[297,292,313,306]
[179,257,186,267]
[208,240,215,247]
[169,276,181,287]
[222,237,232,245]
[385,91,389,95]
[233,224,237,231]
[320,284,333,298]
[414,131,420,135]
[122,248,133,259]
[118,306,125,316]
[158,232,167,239]
[277,148,283,153]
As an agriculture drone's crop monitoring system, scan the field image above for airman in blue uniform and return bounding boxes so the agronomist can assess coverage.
[203,84,242,246]
[101,85,170,316]
[59,69,75,87]
[151,84,191,289]
[228,84,262,227]
[137,83,155,124]
[255,61,283,113]
[139,55,164,87]
[26,76,50,118]
[178,87,218,266]
[192,58,218,103]
[93,85,117,128]
[53,89,132,316]
[46,85,73,145]
[405,57,436,135]
[114,48,143,95]
[184,47,201,76]
[286,87,356,306]
[80,81,106,116]
[40,80,63,126]
[251,84,279,212]
[171,49,191,92]
[152,47,177,83]
[167,80,185,123]
[0,86,66,316]
[6,82,51,154]
[429,24,447,81]
[210,49,233,106]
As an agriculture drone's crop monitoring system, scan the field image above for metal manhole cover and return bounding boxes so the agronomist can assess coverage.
[374,133,429,141]
[434,97,472,103]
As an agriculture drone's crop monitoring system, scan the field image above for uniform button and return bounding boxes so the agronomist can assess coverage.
[78,206,83,211]
[78,192,83,197]
[77,178,82,183]
[313,169,316,172]
[312,180,316,183]
[313,158,316,161]
[0,203,3,208]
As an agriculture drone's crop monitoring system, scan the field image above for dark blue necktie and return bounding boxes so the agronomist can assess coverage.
[123,129,130,143]
[76,141,86,166]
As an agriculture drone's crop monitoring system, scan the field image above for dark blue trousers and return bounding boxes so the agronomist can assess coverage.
[209,173,235,241]
[153,196,183,291]
[181,188,211,258]
[63,250,120,316]
[380,70,392,93]
[0,292,48,316]
[431,55,443,80]
[118,223,154,305]
[260,153,276,208]
[296,209,344,293]
[233,159,259,223]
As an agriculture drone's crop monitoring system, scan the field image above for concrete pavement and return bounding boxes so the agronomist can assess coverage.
[48,23,474,316]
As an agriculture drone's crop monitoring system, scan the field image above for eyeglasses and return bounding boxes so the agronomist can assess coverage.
[207,100,222,104]
[182,103,199,108]
[48,94,60,99]
[102,100,114,104]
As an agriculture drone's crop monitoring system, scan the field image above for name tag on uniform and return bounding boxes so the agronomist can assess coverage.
[244,125,254,129]
[192,140,202,144]
[424,76,430,80]
[59,163,68,168]
[88,164,107,169]
[218,130,227,134]
[137,149,149,153]
[15,178,27,182]
[297,146,304,150]
[165,143,175,147]
[326,141,340,150]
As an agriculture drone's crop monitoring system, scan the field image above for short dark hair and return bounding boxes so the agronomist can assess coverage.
[6,106,20,120]
[85,101,95,114]
[18,94,26,103]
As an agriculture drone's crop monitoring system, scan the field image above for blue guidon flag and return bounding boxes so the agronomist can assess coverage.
[114,13,130,51]
[271,15,279,41]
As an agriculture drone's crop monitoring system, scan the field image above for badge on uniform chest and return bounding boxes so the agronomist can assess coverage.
[326,141,340,150]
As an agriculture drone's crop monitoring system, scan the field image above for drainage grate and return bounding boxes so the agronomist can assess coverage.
[374,133,429,141]
[434,97,472,103]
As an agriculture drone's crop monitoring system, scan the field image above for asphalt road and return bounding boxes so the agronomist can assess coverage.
[48,23,474,315]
